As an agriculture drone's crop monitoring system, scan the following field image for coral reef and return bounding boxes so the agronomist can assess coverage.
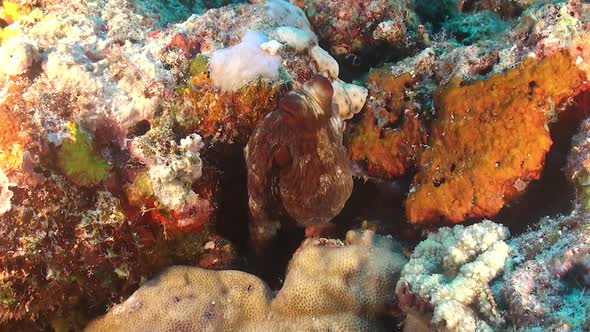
[2,0,590,331]
[0,170,228,328]
[154,0,367,143]
[246,75,353,251]
[0,179,151,324]
[396,220,510,331]
[85,230,408,332]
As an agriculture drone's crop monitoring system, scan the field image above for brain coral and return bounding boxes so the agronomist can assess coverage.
[406,50,589,224]
[85,230,408,332]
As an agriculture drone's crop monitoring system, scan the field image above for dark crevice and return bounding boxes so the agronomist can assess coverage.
[203,143,250,250]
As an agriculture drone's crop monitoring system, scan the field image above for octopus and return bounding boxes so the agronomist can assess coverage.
[245,75,353,253]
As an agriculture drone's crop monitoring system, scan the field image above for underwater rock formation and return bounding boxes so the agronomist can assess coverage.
[85,230,408,332]
[246,75,353,252]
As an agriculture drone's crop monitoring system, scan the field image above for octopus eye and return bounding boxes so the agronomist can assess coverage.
[304,75,334,109]
[279,94,306,120]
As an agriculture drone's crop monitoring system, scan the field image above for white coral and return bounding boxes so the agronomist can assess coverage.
[397,220,510,332]
[331,79,368,120]
[310,45,339,79]
[148,134,204,212]
[0,170,13,216]
[0,38,39,76]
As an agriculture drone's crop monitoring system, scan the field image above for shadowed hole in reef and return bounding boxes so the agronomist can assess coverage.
[203,143,250,252]
[204,142,303,288]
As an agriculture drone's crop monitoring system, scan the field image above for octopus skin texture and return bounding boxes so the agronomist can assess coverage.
[245,75,353,252]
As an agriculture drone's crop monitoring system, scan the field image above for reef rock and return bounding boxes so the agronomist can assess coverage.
[492,211,590,331]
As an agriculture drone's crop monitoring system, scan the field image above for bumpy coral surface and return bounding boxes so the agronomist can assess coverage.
[85,230,407,332]
[246,75,353,251]
[397,220,510,332]
[406,51,588,224]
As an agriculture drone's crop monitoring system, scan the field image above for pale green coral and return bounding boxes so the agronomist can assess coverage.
[58,123,111,187]
[189,54,209,76]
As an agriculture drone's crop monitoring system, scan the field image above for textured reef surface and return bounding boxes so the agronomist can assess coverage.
[1,0,590,331]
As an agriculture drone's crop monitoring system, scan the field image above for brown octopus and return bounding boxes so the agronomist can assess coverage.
[245,75,353,253]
